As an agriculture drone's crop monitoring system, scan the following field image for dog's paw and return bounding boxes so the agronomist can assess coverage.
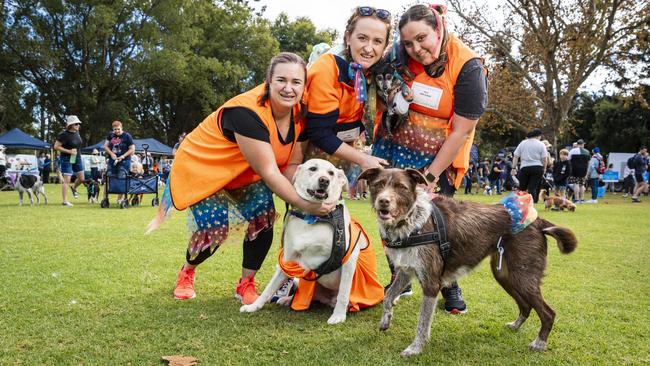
[327,313,347,325]
[400,343,423,357]
[379,312,392,331]
[528,338,547,352]
[239,303,263,313]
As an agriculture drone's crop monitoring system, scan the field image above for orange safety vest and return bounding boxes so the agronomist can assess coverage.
[169,84,304,210]
[277,218,384,312]
[405,35,483,188]
[306,53,364,125]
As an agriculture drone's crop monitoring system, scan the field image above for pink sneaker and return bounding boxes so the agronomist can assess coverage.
[173,267,196,300]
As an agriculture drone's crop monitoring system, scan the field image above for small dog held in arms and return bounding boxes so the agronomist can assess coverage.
[373,58,414,135]
[240,159,383,324]
[540,189,576,212]
[358,167,577,357]
[16,174,48,205]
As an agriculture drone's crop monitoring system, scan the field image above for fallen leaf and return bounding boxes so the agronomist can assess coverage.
[161,355,199,366]
[198,314,208,321]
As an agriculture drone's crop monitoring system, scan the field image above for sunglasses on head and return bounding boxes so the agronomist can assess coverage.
[358,6,391,20]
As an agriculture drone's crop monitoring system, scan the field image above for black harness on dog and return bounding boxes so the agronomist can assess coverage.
[285,204,347,278]
[382,203,451,261]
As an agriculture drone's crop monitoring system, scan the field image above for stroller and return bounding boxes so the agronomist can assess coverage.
[100,144,160,209]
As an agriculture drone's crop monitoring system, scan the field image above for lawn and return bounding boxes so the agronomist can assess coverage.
[1,184,648,365]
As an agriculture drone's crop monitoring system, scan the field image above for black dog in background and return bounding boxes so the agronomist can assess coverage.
[85,179,100,203]
[372,58,414,135]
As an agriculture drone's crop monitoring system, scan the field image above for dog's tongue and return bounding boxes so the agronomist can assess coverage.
[378,210,392,220]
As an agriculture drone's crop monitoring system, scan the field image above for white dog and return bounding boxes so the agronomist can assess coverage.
[16,174,48,205]
[240,158,383,324]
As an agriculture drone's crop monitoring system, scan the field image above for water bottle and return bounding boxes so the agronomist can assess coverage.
[70,152,77,164]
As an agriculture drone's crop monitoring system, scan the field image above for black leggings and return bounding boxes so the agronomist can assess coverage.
[185,227,274,270]
[518,165,544,203]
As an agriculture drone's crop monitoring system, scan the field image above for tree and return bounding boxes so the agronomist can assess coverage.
[449,0,650,147]
[271,12,337,61]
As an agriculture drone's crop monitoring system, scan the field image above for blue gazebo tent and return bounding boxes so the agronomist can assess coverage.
[82,137,173,155]
[0,128,50,150]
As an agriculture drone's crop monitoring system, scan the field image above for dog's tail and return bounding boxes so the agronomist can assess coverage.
[539,189,549,202]
[146,181,173,234]
[537,218,577,254]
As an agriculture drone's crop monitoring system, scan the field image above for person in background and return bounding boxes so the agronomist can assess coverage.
[552,149,572,199]
[0,145,7,177]
[512,128,548,203]
[464,161,476,194]
[103,120,135,204]
[488,156,504,195]
[38,152,45,179]
[585,148,601,204]
[42,153,52,184]
[631,146,648,203]
[90,149,101,181]
[568,139,590,203]
[172,132,186,156]
[622,162,635,197]
[604,163,617,194]
[53,115,85,206]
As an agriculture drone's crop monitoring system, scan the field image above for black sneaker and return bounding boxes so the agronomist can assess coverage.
[384,282,413,302]
[70,186,79,199]
[441,283,467,314]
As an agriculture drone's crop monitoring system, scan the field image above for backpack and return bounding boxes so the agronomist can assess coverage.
[627,155,637,169]
[596,158,606,174]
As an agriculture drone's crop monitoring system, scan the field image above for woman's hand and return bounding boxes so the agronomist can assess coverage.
[299,199,336,216]
[360,155,388,171]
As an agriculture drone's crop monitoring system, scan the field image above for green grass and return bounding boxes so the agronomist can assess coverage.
[1,185,648,365]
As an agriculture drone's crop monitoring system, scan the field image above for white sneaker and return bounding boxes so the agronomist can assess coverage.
[62,201,74,206]
[584,199,598,204]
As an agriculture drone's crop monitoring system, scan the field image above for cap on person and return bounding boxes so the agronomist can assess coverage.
[92,149,99,154]
[527,128,543,138]
[0,144,5,150]
[65,115,82,127]
[541,140,552,149]
[592,147,600,154]
[576,139,585,145]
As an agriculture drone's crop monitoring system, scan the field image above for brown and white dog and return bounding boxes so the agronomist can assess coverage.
[358,167,577,357]
[540,189,576,212]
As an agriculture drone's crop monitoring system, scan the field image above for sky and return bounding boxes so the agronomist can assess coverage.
[254,0,611,92]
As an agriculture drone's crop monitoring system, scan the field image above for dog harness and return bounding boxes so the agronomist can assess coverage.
[382,203,451,261]
[277,216,384,312]
[285,204,347,278]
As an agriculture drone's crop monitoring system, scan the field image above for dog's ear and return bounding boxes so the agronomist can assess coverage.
[292,163,304,184]
[358,167,381,183]
[405,168,427,186]
[337,168,348,193]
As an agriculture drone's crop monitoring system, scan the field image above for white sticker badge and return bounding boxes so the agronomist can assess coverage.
[411,82,443,110]
[336,127,361,142]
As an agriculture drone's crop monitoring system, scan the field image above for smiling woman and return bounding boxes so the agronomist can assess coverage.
[147,52,335,306]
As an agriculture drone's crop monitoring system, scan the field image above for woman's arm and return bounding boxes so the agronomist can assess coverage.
[236,134,333,216]
[53,140,75,155]
[332,143,387,171]
[425,113,478,178]
[283,141,308,183]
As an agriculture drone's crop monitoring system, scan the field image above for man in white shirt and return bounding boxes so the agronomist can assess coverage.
[512,128,548,203]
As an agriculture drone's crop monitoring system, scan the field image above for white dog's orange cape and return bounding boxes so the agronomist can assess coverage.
[277,218,384,311]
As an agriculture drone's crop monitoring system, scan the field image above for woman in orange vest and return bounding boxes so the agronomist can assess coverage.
[372,4,488,314]
[147,53,334,305]
[304,6,393,171]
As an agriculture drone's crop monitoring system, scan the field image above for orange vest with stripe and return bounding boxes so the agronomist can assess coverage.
[306,54,364,124]
[169,84,304,210]
[406,35,482,188]
[277,218,384,312]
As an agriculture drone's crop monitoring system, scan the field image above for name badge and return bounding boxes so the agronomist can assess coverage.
[336,127,360,142]
[412,82,443,110]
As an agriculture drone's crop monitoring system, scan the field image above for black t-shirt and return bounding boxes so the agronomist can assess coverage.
[106,131,135,157]
[56,130,82,157]
[454,58,488,120]
[220,107,303,145]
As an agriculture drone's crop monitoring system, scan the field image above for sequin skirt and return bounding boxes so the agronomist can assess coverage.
[186,180,276,259]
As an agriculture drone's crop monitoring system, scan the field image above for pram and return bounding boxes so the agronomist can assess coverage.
[100,144,160,209]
